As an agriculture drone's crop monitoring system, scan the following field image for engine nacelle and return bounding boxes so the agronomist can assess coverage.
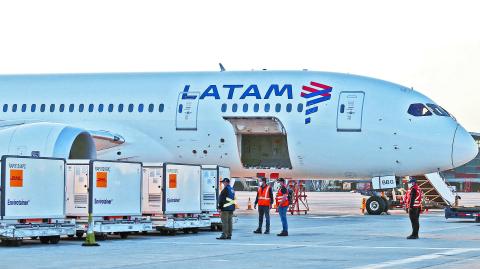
[0,122,96,159]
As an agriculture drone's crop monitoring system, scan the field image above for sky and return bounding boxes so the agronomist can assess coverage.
[0,0,479,130]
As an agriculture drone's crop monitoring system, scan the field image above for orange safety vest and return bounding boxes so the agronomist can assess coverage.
[276,188,289,207]
[257,185,271,206]
[405,185,423,209]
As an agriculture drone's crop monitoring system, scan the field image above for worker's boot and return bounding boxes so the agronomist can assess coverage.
[406,235,418,239]
[264,229,270,234]
[253,228,262,234]
[277,231,288,236]
[216,234,229,240]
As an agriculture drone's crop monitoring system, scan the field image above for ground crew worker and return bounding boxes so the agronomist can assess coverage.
[217,177,235,240]
[276,178,289,236]
[405,177,423,239]
[253,177,274,234]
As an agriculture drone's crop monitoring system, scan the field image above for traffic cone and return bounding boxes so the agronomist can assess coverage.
[82,213,99,247]
[247,198,253,210]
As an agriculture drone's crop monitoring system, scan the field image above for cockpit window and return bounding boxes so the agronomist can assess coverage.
[408,103,432,117]
[426,103,449,116]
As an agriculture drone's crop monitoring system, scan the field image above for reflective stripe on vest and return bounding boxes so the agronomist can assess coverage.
[276,189,289,207]
[223,197,235,208]
[406,186,423,208]
[257,186,271,206]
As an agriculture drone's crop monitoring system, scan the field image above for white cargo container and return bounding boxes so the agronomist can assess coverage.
[141,163,210,233]
[0,156,75,246]
[201,166,231,229]
[65,160,152,239]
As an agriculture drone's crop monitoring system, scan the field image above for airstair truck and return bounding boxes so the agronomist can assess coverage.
[142,163,210,234]
[200,165,230,230]
[65,160,152,239]
[0,156,75,246]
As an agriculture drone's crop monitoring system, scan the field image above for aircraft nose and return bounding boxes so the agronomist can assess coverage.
[452,125,478,168]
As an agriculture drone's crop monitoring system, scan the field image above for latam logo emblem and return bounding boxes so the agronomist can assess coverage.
[301,82,332,124]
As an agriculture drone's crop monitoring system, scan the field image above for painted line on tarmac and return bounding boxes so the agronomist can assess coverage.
[348,248,479,269]
[150,241,480,251]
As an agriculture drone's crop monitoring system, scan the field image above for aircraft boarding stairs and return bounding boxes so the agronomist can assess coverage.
[412,173,456,209]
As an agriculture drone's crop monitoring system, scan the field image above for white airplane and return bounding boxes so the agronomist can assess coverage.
[0,70,477,183]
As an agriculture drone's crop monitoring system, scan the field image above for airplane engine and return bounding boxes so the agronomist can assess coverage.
[0,122,96,159]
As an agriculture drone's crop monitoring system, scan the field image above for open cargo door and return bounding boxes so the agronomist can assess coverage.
[224,117,292,169]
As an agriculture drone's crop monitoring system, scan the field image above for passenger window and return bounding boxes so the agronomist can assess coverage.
[40,104,46,112]
[31,104,36,112]
[221,103,227,112]
[253,103,259,112]
[79,104,84,112]
[118,104,124,112]
[12,104,17,112]
[264,103,270,112]
[108,104,114,112]
[426,103,448,117]
[286,103,292,112]
[3,104,7,112]
[243,104,248,112]
[138,104,144,112]
[21,104,27,112]
[159,104,164,112]
[275,103,281,112]
[59,104,65,112]
[98,104,104,112]
[148,104,154,112]
[69,104,74,112]
[88,104,94,112]
[297,103,303,112]
[50,104,55,112]
[407,103,432,117]
[128,104,134,112]
[232,103,238,112]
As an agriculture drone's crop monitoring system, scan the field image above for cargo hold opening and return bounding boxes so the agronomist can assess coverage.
[224,117,292,169]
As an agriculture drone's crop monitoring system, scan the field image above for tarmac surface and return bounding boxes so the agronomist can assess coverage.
[1,191,480,269]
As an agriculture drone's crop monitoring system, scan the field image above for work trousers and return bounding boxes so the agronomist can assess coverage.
[409,207,420,237]
[257,205,270,231]
[221,211,233,237]
[278,205,288,232]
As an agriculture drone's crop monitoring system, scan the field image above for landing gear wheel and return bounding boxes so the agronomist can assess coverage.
[119,232,129,239]
[366,196,386,215]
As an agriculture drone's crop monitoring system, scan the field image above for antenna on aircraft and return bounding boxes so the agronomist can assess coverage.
[219,63,226,72]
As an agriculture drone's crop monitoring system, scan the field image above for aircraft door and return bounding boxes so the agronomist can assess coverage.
[176,92,200,130]
[337,91,365,132]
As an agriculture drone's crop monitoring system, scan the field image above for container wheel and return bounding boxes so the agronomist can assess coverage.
[95,233,108,241]
[169,230,176,236]
[192,229,198,234]
[4,240,22,247]
[40,237,50,244]
[76,231,84,239]
[67,234,74,238]
[183,229,190,234]
[49,236,60,244]
[119,232,129,239]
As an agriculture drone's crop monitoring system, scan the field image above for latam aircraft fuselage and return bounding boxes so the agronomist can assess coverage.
[0,71,477,179]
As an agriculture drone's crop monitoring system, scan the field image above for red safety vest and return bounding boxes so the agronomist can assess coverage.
[276,188,289,207]
[257,185,271,206]
[405,185,423,209]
